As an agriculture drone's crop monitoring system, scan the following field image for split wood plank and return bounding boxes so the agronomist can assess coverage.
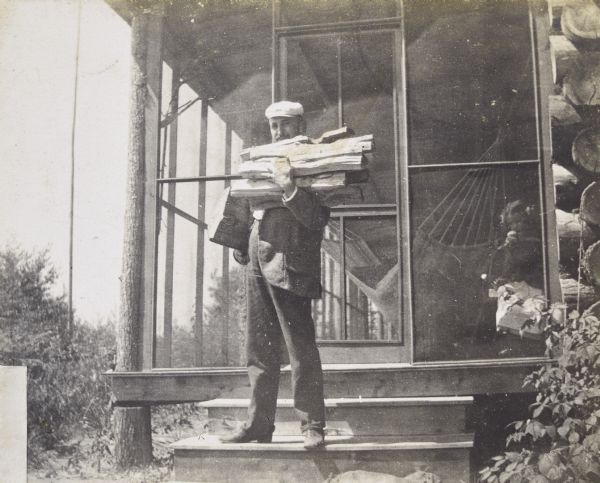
[242,134,374,164]
[230,170,368,197]
[239,126,356,161]
[238,154,366,178]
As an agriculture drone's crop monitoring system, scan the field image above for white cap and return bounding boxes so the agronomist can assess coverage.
[265,101,304,119]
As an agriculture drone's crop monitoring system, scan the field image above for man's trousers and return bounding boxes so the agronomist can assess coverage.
[244,222,325,433]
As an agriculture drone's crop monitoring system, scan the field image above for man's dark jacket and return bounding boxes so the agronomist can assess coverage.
[250,188,330,299]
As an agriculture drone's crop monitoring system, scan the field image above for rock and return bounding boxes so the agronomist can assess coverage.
[328,470,441,483]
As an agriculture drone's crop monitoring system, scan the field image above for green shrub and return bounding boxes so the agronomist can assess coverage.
[478,303,600,482]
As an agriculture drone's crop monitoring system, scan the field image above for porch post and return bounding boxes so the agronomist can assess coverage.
[113,8,163,469]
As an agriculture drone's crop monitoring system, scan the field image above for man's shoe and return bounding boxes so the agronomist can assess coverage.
[219,425,274,443]
[302,429,324,450]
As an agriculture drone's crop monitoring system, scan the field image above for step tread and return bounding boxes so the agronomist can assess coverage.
[199,396,473,408]
[172,433,474,452]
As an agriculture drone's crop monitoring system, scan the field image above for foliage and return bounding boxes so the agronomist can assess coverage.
[478,302,600,482]
[200,266,246,367]
[0,247,211,480]
[0,247,116,470]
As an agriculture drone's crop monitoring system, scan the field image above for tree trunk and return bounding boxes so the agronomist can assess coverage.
[113,11,156,470]
[113,407,152,468]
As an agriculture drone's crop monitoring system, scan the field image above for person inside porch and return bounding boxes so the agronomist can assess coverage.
[219,101,329,450]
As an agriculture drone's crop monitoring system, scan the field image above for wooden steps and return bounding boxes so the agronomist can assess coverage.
[199,396,472,437]
[172,434,473,483]
[171,396,474,482]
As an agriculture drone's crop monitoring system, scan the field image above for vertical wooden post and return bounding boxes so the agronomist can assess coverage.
[221,127,232,365]
[162,68,179,368]
[194,100,209,367]
[114,9,163,469]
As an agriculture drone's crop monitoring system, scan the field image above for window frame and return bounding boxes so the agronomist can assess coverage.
[275,18,409,357]
[143,0,560,370]
[272,1,561,365]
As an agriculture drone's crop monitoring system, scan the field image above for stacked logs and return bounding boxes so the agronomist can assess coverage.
[230,127,373,202]
[208,127,373,250]
[549,0,600,309]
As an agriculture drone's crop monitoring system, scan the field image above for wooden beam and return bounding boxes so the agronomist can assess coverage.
[195,100,208,367]
[533,4,566,305]
[159,200,207,228]
[221,127,232,366]
[161,68,179,368]
[105,359,549,406]
[141,13,164,371]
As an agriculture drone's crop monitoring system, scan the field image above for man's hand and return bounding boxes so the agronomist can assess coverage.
[272,156,296,198]
[233,250,250,265]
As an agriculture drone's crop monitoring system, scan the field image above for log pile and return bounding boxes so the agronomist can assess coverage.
[230,128,373,200]
[549,0,600,310]
[208,128,372,249]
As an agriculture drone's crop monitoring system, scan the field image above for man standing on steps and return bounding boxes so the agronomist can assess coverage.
[219,101,328,450]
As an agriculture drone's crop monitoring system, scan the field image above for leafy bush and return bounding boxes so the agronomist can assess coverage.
[0,247,116,470]
[478,303,600,482]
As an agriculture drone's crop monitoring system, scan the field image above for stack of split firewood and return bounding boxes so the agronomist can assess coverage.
[548,0,600,313]
[208,127,373,250]
[229,126,374,200]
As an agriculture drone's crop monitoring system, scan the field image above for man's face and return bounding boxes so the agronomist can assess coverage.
[269,116,303,142]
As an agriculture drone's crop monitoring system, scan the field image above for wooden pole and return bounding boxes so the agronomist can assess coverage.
[221,127,232,365]
[162,68,179,368]
[113,10,163,469]
[67,0,82,344]
[194,100,208,367]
